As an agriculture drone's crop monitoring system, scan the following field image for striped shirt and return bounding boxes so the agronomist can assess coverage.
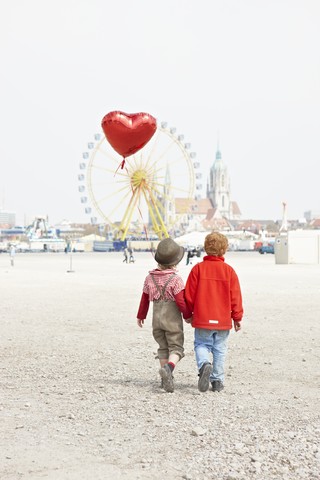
[143,268,185,301]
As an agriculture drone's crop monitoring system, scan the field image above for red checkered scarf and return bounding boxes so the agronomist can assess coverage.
[143,268,185,301]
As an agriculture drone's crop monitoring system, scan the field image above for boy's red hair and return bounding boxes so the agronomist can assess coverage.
[204,232,228,256]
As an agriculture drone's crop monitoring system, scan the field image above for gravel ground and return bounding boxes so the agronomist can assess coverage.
[0,251,319,480]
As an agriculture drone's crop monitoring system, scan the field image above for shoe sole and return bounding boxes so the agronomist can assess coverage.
[198,363,212,392]
[159,367,174,393]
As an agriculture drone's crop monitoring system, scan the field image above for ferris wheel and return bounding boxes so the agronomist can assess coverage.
[78,121,202,240]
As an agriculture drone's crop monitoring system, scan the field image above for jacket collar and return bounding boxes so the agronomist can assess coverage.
[203,255,225,262]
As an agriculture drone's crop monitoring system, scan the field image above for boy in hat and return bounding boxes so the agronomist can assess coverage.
[137,238,192,392]
[185,232,243,393]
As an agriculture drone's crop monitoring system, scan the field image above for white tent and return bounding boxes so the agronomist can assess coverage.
[174,231,208,247]
[174,230,260,251]
[77,234,106,252]
[80,234,105,242]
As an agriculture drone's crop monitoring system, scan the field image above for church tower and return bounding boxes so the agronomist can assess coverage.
[207,146,231,219]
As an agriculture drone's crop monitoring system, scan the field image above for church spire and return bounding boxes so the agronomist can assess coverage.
[216,133,221,160]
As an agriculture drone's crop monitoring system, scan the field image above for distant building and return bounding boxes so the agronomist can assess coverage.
[175,198,212,232]
[304,210,320,221]
[309,217,320,229]
[174,146,241,232]
[0,210,16,228]
[207,147,241,221]
[202,207,233,231]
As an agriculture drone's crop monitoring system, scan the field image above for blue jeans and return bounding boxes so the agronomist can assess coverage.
[194,328,230,383]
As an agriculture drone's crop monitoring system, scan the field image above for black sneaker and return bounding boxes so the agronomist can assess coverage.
[159,364,174,393]
[198,362,212,392]
[211,380,224,392]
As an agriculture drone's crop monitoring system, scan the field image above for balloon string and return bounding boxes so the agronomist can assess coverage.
[114,157,126,176]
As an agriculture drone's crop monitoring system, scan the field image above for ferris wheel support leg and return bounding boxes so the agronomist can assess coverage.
[143,187,169,239]
[118,188,140,241]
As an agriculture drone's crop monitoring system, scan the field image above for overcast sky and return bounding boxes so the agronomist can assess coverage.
[1,0,319,226]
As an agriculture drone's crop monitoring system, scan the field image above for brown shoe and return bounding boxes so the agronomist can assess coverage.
[159,364,174,393]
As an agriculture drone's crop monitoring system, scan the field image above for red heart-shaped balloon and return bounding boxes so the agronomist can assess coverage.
[101,111,157,159]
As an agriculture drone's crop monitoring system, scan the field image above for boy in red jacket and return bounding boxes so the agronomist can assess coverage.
[185,232,243,392]
[137,238,192,393]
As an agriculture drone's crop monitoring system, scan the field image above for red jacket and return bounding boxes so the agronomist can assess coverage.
[185,255,243,330]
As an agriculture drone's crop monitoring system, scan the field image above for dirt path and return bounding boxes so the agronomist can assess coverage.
[1,252,319,479]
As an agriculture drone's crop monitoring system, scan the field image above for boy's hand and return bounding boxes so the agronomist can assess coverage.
[234,321,241,332]
[137,318,144,328]
[184,317,193,324]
